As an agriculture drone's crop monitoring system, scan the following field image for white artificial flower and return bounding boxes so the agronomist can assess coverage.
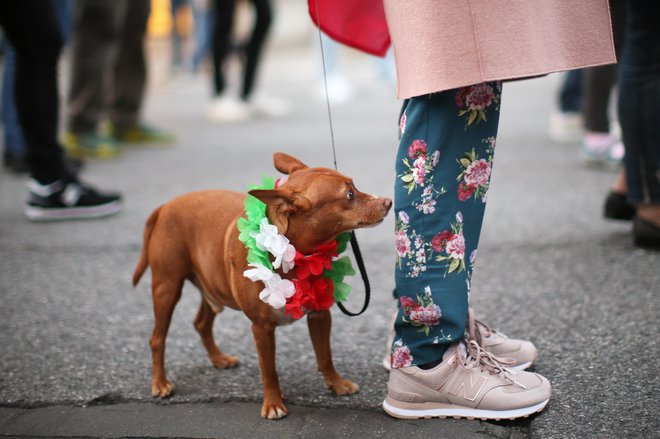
[244,263,295,310]
[251,218,296,272]
[244,264,276,283]
[455,211,463,223]
[258,276,295,309]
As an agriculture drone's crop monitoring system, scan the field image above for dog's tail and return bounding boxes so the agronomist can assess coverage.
[132,206,162,287]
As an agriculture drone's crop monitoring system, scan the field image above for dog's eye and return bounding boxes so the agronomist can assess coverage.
[347,190,355,201]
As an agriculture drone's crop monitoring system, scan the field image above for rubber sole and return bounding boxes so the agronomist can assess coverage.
[25,200,122,221]
[382,397,549,421]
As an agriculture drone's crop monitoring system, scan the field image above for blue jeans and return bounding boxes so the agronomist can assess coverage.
[390,83,502,368]
[1,46,25,156]
[618,1,660,205]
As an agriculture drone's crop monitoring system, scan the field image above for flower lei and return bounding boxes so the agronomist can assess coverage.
[237,176,355,319]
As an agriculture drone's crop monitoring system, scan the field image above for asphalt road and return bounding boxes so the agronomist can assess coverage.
[1,47,658,438]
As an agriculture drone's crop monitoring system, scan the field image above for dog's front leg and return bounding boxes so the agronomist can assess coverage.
[307,310,359,396]
[251,323,288,419]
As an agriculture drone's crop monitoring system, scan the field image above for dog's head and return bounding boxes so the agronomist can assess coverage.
[249,153,392,254]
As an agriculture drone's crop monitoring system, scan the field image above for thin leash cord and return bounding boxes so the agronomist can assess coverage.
[314,0,338,171]
[314,0,370,317]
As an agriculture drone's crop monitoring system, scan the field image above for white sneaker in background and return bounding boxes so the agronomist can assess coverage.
[208,95,252,123]
[249,93,292,118]
[549,111,584,143]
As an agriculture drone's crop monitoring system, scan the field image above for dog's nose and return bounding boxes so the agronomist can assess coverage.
[383,198,392,210]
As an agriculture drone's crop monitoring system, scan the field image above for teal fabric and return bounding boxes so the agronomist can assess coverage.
[390,83,502,368]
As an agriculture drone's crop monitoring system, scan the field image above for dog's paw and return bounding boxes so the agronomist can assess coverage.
[328,378,359,396]
[151,378,175,398]
[261,400,289,420]
[211,353,239,369]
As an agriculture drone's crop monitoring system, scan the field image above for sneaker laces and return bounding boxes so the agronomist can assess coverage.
[460,340,528,389]
[467,308,508,345]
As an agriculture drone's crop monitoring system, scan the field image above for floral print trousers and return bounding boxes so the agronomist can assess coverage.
[391,82,502,368]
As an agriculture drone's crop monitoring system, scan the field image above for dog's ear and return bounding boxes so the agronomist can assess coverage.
[248,188,311,233]
[273,152,308,175]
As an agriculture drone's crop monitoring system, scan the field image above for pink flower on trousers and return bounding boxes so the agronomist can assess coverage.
[465,83,495,110]
[464,159,491,187]
[408,139,427,159]
[409,304,441,327]
[391,343,413,368]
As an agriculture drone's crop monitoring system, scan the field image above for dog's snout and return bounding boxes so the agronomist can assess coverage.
[383,198,392,210]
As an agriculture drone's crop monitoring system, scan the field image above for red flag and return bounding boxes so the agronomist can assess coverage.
[308,0,391,57]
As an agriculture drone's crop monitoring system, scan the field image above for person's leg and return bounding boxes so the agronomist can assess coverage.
[211,0,236,97]
[240,0,272,100]
[617,1,660,247]
[384,83,552,420]
[559,70,582,114]
[0,0,67,183]
[581,0,627,165]
[390,83,501,368]
[67,0,122,135]
[1,45,28,172]
[109,0,149,132]
[191,1,214,71]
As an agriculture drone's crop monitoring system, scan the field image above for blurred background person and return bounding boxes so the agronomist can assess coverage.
[208,0,290,123]
[615,1,660,248]
[64,0,173,160]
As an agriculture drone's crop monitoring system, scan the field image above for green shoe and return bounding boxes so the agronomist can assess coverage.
[62,132,121,160]
[110,123,175,144]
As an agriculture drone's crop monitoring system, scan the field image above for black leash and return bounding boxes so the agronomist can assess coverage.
[314,0,371,317]
[336,231,371,316]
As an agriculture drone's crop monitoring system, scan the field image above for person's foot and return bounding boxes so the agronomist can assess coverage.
[62,131,121,160]
[25,177,122,221]
[382,308,538,371]
[208,95,252,123]
[603,191,636,220]
[581,132,623,167]
[633,205,660,250]
[467,308,538,370]
[383,340,551,420]
[248,93,292,118]
[110,123,175,144]
[549,111,583,143]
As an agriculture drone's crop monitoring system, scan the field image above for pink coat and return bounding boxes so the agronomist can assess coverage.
[383,0,617,99]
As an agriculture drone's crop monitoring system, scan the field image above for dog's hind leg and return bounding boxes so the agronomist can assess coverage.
[194,298,239,369]
[307,309,359,396]
[150,277,184,398]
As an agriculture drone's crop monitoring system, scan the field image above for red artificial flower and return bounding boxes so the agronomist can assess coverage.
[294,240,338,279]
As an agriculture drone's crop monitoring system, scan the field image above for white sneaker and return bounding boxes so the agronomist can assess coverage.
[208,95,252,123]
[549,111,584,143]
[248,93,291,118]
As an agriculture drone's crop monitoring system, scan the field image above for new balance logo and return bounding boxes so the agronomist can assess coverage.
[447,373,488,401]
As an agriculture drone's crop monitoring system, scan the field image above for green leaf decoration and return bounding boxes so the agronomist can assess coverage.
[448,258,460,273]
[336,233,351,254]
[401,173,414,183]
[237,175,275,271]
[334,281,351,302]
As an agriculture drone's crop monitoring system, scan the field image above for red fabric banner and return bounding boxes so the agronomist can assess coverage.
[308,0,391,57]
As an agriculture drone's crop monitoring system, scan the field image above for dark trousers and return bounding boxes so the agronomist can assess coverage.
[619,1,660,204]
[67,0,150,133]
[212,0,272,100]
[0,0,67,183]
[581,0,627,133]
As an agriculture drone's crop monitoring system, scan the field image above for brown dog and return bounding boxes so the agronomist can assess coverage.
[132,153,391,419]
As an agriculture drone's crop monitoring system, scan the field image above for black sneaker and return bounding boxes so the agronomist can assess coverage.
[25,177,122,221]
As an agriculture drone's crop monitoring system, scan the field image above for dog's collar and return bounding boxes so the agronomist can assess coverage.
[237,176,354,319]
